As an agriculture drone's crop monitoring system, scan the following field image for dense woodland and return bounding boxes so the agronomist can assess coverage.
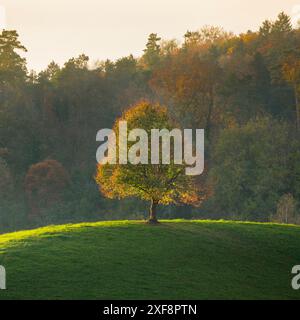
[0,12,300,232]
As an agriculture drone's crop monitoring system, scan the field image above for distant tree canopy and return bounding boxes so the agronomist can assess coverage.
[209,118,298,220]
[142,33,161,69]
[0,158,13,199]
[0,30,27,86]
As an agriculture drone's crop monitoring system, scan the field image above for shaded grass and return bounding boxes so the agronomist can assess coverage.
[0,219,299,299]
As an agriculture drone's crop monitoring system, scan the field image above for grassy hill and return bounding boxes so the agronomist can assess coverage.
[0,220,299,300]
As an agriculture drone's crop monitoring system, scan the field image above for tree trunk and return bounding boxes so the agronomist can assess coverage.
[148,199,159,224]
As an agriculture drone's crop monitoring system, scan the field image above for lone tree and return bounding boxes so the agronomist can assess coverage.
[95,101,202,223]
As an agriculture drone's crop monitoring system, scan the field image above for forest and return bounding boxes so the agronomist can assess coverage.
[0,12,299,233]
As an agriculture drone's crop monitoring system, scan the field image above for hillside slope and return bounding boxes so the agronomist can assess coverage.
[0,220,299,299]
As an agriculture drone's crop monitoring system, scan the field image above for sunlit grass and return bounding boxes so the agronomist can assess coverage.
[0,219,299,299]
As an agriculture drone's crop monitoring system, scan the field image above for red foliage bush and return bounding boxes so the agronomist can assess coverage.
[25,159,69,218]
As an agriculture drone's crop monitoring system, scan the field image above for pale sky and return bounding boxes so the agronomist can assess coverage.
[0,0,299,71]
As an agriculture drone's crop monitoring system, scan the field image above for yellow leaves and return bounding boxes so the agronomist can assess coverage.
[240,32,258,44]
[227,46,235,55]
[95,100,203,207]
[282,58,300,83]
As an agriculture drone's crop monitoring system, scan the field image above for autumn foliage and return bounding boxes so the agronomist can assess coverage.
[95,101,205,222]
[25,160,69,218]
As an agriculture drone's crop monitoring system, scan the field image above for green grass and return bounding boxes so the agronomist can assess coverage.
[0,219,299,299]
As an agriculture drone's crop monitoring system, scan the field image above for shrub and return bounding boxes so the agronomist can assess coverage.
[24,159,69,218]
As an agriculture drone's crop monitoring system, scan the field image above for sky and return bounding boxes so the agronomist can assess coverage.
[0,0,299,71]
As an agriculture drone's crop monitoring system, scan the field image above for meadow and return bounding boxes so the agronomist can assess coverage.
[0,220,299,300]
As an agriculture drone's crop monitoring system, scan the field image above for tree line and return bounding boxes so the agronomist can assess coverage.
[0,12,299,232]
